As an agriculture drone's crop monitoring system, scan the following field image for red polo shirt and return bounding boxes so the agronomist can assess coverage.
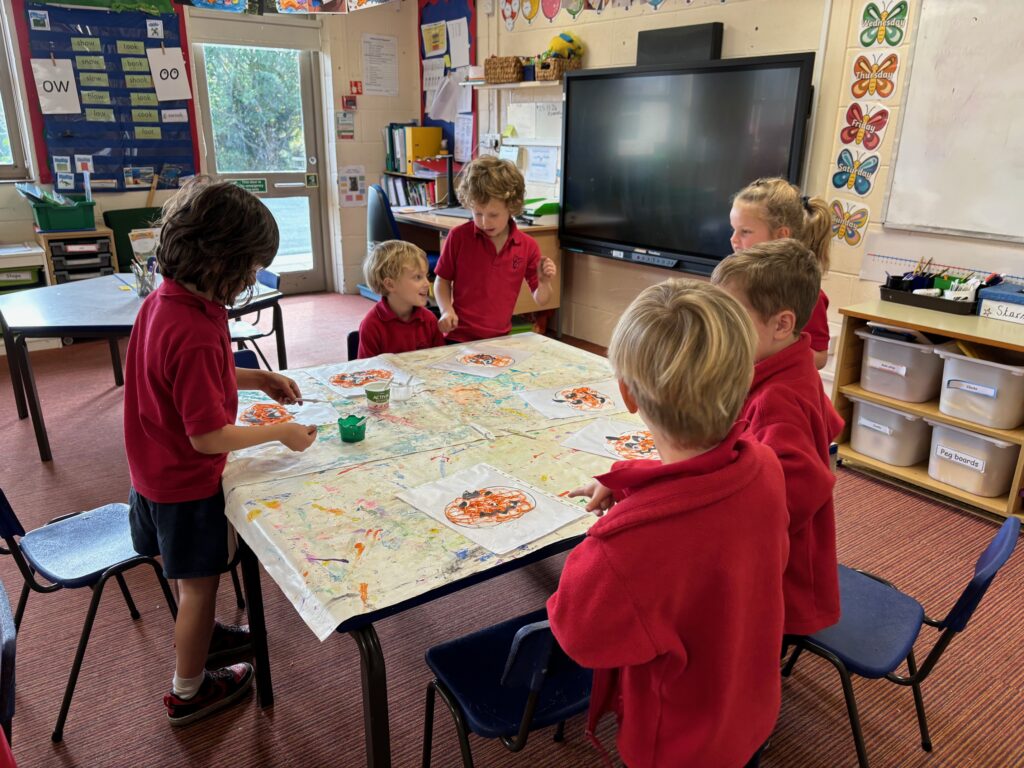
[742,333,845,635]
[124,278,238,503]
[357,299,443,358]
[548,422,789,768]
[805,290,830,353]
[434,219,541,342]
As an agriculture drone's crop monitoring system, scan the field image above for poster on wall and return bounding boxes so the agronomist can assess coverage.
[362,34,399,96]
[859,1,909,48]
[830,198,872,248]
[339,164,367,207]
[29,58,81,113]
[850,52,899,99]
[831,149,880,197]
[838,101,890,151]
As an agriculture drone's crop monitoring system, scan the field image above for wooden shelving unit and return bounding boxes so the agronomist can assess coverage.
[464,80,564,91]
[833,300,1024,519]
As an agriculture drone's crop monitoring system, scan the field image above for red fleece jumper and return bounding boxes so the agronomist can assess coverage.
[547,423,789,768]
[742,333,845,636]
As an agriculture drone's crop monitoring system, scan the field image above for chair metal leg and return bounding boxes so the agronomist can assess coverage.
[14,581,30,630]
[250,340,273,371]
[230,563,246,610]
[272,302,287,370]
[114,573,140,619]
[108,337,124,386]
[782,645,803,677]
[553,720,566,742]
[833,661,871,768]
[350,624,392,768]
[422,681,437,768]
[432,680,475,768]
[906,650,932,751]
[53,576,110,742]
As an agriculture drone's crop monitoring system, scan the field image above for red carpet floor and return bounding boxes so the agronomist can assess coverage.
[0,292,1021,767]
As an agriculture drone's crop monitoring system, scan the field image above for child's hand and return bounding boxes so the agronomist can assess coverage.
[537,257,557,284]
[438,310,459,334]
[260,372,303,404]
[278,423,317,452]
[568,479,615,516]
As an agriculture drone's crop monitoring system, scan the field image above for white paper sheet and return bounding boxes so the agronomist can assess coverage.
[517,379,624,419]
[423,58,445,92]
[427,73,460,123]
[456,68,473,113]
[507,102,536,139]
[525,146,558,184]
[562,419,660,461]
[362,34,399,97]
[397,463,586,554]
[431,343,531,378]
[146,48,192,102]
[310,357,414,398]
[446,18,470,69]
[455,114,474,164]
[534,102,564,139]
[31,59,81,114]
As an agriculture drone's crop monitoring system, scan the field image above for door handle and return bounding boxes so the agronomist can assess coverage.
[273,182,306,189]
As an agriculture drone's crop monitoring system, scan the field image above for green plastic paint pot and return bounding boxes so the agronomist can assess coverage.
[338,415,367,443]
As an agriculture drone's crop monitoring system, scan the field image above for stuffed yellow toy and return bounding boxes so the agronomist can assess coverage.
[545,32,584,60]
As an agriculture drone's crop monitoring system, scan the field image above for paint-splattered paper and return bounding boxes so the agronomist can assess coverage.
[309,357,414,397]
[517,379,624,420]
[430,343,532,379]
[236,395,340,428]
[397,463,586,555]
[562,418,660,461]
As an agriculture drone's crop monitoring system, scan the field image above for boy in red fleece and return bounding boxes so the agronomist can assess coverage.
[711,239,845,637]
[547,279,790,768]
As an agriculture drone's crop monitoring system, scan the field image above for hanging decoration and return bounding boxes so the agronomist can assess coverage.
[561,0,584,19]
[541,0,561,22]
[500,0,519,30]
[520,0,539,23]
[859,1,909,47]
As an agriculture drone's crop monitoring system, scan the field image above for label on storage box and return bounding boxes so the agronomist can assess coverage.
[867,357,907,377]
[979,299,1024,326]
[947,379,997,398]
[0,271,32,282]
[935,443,985,473]
[858,417,893,436]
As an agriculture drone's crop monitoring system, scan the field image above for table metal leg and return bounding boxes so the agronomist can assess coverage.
[272,303,287,370]
[1,320,27,419]
[349,624,392,768]
[108,337,124,386]
[16,336,51,462]
[239,537,273,708]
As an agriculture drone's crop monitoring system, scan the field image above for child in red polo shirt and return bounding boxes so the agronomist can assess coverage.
[124,179,317,726]
[548,280,789,768]
[712,240,845,638]
[357,240,443,358]
[434,156,556,342]
[730,177,834,369]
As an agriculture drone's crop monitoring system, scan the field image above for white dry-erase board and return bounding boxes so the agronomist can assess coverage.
[884,0,1024,243]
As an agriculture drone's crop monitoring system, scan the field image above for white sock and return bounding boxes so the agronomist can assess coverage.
[172,671,206,700]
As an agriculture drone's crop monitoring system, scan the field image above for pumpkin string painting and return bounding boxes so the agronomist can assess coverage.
[445,487,536,527]
[330,369,393,389]
[240,403,294,426]
[553,386,610,411]
[605,430,658,460]
[458,352,514,368]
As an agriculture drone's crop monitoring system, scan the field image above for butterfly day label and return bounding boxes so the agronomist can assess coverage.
[831,148,880,197]
[830,198,871,248]
[849,52,900,100]
[859,1,910,48]
[838,100,890,151]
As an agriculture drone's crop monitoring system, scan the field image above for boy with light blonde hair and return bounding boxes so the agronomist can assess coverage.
[711,239,845,639]
[548,279,789,768]
[434,156,556,342]
[357,240,443,358]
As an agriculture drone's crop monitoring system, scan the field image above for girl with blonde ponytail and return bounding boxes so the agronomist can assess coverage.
[729,178,833,370]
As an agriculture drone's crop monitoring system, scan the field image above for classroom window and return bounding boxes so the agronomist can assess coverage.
[0,11,29,180]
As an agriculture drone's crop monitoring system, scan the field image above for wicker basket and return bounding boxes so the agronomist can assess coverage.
[536,57,582,81]
[484,56,524,85]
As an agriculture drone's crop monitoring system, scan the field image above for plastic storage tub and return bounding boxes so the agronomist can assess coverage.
[855,329,950,403]
[926,421,1020,498]
[30,197,96,232]
[935,349,1024,430]
[849,396,931,467]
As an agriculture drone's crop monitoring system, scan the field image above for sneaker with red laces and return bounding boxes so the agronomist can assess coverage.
[164,663,254,727]
[206,621,252,667]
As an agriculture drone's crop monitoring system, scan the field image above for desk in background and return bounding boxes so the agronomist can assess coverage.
[392,211,562,330]
[0,274,285,462]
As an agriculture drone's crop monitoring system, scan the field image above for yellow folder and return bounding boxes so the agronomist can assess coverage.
[404,127,443,174]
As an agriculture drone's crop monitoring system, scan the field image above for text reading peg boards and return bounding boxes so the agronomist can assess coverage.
[18,1,198,193]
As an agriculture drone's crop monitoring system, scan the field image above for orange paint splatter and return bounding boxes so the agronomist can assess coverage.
[312,503,346,516]
[557,490,571,497]
[262,500,281,509]
[359,582,369,606]
[365,528,383,540]
[354,542,365,558]
[246,508,262,522]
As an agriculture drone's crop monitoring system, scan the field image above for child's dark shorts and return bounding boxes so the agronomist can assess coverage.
[129,487,236,579]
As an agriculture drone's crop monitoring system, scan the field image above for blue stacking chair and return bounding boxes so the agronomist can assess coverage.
[229,269,281,369]
[0,488,178,742]
[0,578,15,745]
[783,516,1021,768]
[421,609,591,768]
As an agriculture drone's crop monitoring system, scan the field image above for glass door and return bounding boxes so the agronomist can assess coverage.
[192,43,326,293]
